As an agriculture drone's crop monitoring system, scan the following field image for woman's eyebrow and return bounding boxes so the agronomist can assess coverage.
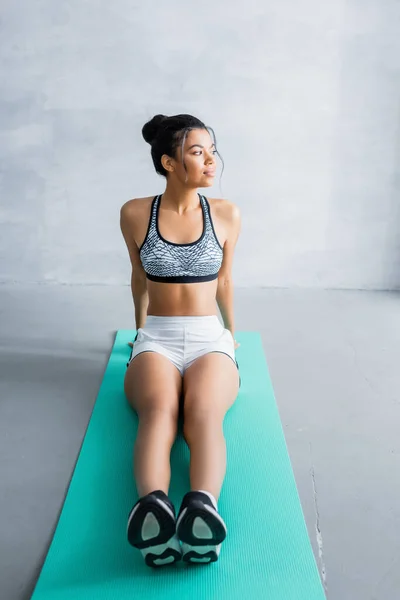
[188,143,216,150]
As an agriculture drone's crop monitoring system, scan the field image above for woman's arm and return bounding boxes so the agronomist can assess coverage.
[216,202,241,344]
[131,272,148,330]
[120,201,149,331]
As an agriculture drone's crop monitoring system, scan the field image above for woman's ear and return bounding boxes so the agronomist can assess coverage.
[161,154,174,173]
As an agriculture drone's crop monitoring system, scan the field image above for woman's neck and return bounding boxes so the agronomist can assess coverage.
[161,184,200,214]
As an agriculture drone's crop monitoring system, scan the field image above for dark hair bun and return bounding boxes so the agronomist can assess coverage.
[142,114,168,145]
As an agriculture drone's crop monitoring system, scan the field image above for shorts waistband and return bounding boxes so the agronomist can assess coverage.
[144,315,220,327]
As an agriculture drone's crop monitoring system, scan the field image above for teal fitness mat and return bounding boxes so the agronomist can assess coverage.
[30,330,326,600]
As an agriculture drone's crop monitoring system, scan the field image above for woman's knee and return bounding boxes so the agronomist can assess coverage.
[139,403,180,424]
[183,407,223,443]
[136,400,179,441]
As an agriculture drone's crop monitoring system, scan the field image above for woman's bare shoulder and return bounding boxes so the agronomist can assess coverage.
[121,196,155,213]
[207,197,239,217]
[120,197,157,248]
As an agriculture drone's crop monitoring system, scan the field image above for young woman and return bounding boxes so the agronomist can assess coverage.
[120,113,241,567]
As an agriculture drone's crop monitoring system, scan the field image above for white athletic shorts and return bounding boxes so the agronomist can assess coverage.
[126,315,240,383]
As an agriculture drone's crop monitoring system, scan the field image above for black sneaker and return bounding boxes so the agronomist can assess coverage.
[127,490,182,567]
[176,491,227,564]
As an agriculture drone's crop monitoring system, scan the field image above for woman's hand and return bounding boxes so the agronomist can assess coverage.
[128,331,140,348]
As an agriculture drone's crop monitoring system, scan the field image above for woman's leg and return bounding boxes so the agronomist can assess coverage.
[124,351,183,496]
[175,352,239,563]
[124,351,184,567]
[181,352,239,500]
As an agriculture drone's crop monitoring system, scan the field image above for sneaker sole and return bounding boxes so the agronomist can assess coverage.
[141,535,182,568]
[176,499,227,564]
[127,496,182,567]
[181,542,221,564]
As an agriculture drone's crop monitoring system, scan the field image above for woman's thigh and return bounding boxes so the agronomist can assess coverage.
[124,351,183,418]
[182,352,239,422]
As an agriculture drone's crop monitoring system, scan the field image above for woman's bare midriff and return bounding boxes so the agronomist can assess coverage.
[146,279,219,317]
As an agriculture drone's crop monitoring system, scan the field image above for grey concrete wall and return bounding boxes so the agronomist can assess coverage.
[1,0,399,289]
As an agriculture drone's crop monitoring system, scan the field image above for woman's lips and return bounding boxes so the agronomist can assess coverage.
[204,171,215,176]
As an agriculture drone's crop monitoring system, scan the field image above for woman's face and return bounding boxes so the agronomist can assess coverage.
[167,128,217,186]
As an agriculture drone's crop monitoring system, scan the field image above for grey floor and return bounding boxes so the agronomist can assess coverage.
[0,284,399,600]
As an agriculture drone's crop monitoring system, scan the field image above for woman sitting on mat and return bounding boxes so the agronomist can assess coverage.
[120,113,241,567]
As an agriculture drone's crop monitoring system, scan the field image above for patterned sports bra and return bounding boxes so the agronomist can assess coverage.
[139,193,224,283]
